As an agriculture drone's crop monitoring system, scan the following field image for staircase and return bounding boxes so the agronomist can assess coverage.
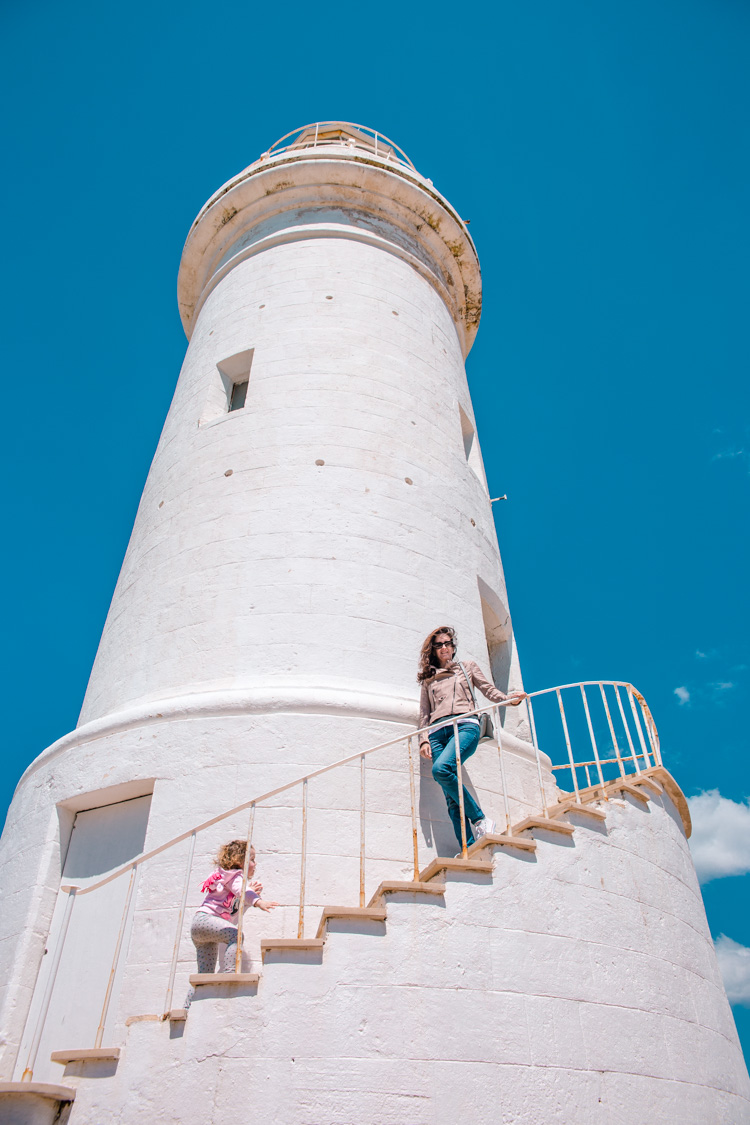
[10,751,749,1125]
[178,766,683,1017]
[6,680,680,1104]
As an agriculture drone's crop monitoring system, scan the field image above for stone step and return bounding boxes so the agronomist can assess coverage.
[316,905,388,938]
[611,781,650,805]
[50,1047,120,1063]
[468,832,537,854]
[0,1082,76,1125]
[549,802,607,821]
[419,856,494,882]
[189,973,259,986]
[513,815,576,836]
[368,881,446,907]
[631,774,663,795]
[261,938,325,959]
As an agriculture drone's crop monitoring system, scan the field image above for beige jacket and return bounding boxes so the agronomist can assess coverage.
[418,660,507,747]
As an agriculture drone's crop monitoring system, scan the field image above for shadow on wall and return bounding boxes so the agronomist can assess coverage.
[478,577,511,700]
[418,754,482,857]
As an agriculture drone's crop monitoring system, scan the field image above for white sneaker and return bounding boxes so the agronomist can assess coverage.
[472,818,496,839]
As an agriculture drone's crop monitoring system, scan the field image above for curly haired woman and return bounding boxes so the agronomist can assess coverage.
[418,625,526,851]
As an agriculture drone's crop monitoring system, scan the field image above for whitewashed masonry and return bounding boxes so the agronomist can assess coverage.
[0,122,747,1125]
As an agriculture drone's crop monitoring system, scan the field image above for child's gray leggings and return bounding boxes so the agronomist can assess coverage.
[184,911,241,1007]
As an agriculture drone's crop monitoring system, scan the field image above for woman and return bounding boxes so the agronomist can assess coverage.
[418,625,526,850]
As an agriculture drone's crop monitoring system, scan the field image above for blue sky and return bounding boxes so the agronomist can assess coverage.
[2,0,749,1063]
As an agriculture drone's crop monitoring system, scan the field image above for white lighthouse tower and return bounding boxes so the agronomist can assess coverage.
[0,123,748,1125]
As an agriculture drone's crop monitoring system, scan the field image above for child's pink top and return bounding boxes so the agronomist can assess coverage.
[196,868,260,921]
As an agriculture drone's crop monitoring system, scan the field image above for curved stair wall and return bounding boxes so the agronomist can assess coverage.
[1,679,747,1122]
[45,779,750,1125]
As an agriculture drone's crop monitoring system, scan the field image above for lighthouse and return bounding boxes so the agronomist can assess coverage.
[0,122,747,1125]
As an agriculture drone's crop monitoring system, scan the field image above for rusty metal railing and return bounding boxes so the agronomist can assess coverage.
[524,681,661,812]
[258,121,416,171]
[22,679,659,1080]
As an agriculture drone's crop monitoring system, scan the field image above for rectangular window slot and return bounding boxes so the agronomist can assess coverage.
[201,348,254,424]
[458,404,488,490]
[229,379,248,411]
[477,576,511,695]
[460,405,475,460]
[476,576,527,739]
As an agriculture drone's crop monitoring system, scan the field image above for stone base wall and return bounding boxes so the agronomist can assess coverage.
[0,707,551,1082]
[50,791,750,1125]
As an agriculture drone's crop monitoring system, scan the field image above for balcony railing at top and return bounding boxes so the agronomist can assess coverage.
[257,121,416,171]
[21,679,659,1080]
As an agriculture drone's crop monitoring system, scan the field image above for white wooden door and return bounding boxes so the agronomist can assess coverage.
[15,795,151,1082]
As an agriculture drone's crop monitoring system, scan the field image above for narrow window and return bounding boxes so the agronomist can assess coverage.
[477,576,511,693]
[201,348,254,423]
[218,349,254,413]
[229,379,248,412]
[476,576,528,740]
[458,404,488,489]
[460,404,475,460]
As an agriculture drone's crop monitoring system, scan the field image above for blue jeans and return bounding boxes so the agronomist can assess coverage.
[429,721,484,848]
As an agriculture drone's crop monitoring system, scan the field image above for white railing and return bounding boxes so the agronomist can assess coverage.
[20,679,659,1079]
[526,681,660,796]
[258,121,416,171]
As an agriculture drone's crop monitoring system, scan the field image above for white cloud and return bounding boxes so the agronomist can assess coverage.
[714,936,750,1007]
[712,448,747,461]
[688,790,750,883]
[673,679,740,708]
[706,681,736,706]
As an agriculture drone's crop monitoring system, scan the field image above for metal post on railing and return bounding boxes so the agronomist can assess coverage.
[164,832,196,1013]
[406,736,420,881]
[641,702,657,764]
[600,683,626,778]
[494,706,512,834]
[579,684,607,793]
[453,719,469,858]
[95,864,138,1048]
[22,886,77,1081]
[359,755,366,908]
[614,685,641,774]
[525,696,549,817]
[234,804,257,974]
[627,687,651,770]
[557,688,581,804]
[634,689,661,766]
[298,780,308,939]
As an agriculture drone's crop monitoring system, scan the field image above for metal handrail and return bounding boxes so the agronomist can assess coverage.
[59,699,508,897]
[60,680,657,899]
[22,678,660,1079]
[259,121,416,171]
